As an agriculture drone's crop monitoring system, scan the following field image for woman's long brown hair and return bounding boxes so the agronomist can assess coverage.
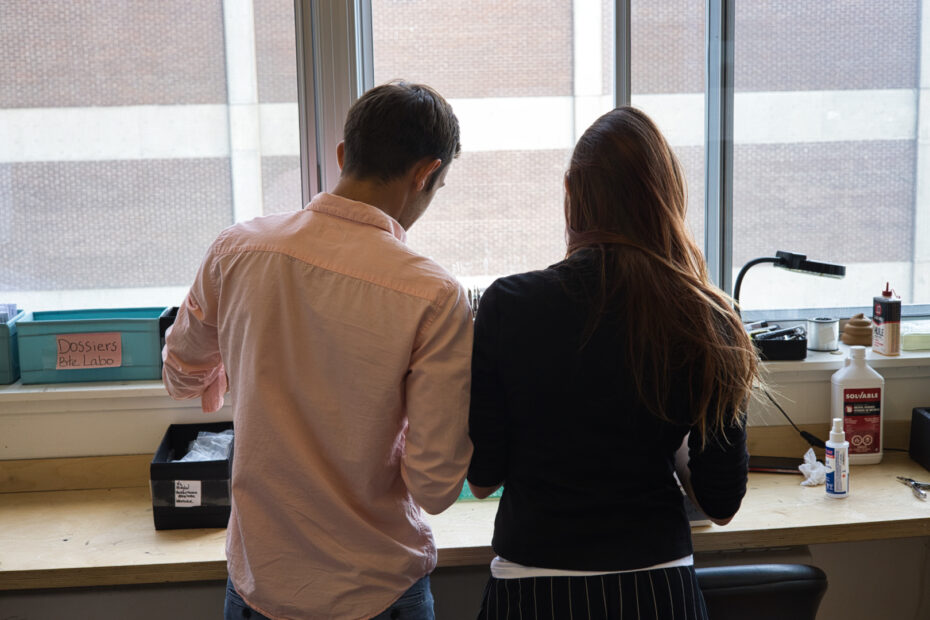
[564,106,758,446]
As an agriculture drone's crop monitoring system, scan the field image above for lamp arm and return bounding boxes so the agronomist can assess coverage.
[732,256,780,315]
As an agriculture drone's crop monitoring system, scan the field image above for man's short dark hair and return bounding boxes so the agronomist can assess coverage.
[342,81,461,190]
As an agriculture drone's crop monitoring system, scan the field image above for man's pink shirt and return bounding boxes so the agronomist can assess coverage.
[163,192,473,620]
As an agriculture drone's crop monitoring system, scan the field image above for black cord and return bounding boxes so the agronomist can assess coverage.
[762,388,826,449]
[733,257,780,316]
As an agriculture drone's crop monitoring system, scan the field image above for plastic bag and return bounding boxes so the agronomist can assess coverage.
[173,429,234,462]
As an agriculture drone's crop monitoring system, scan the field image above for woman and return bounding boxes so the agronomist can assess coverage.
[467,107,759,619]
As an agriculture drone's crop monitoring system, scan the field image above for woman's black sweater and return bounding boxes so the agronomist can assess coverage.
[466,251,748,571]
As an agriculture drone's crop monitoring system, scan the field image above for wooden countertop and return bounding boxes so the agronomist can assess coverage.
[1,453,929,591]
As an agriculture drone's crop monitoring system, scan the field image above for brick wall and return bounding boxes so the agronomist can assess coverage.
[734,141,915,265]
[407,149,570,276]
[262,156,302,214]
[735,2,919,91]
[254,0,298,103]
[0,0,227,108]
[632,0,704,94]
[372,0,574,98]
[2,159,230,289]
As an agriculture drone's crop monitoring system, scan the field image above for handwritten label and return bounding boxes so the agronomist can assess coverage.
[174,480,202,507]
[55,332,122,370]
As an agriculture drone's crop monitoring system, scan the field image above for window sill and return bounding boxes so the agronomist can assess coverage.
[4,344,926,403]
[761,344,930,374]
[0,380,208,416]
[0,380,230,460]
[0,380,169,407]
[1,347,927,460]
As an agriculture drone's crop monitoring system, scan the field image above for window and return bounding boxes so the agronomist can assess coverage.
[312,0,928,317]
[1,0,301,311]
[732,1,926,311]
[5,1,926,317]
[630,0,705,248]
[369,0,616,287]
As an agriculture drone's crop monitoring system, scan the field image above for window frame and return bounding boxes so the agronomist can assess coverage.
[294,0,373,203]
[704,0,734,293]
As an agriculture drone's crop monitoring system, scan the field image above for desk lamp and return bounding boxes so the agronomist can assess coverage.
[735,251,845,454]
[733,250,846,317]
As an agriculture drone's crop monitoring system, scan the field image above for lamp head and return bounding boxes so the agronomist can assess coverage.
[774,250,845,278]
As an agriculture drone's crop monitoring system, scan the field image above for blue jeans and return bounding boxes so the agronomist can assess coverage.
[370,576,435,620]
[224,575,435,620]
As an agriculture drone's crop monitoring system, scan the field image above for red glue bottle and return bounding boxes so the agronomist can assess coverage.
[872,282,901,356]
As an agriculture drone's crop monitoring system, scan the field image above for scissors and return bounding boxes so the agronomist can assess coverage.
[896,476,930,500]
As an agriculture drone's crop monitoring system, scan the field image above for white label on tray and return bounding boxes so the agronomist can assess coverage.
[55,332,122,369]
[174,480,202,507]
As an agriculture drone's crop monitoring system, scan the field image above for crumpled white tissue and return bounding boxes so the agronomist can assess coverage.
[798,447,825,486]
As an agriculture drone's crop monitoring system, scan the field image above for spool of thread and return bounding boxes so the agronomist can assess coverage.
[808,317,839,351]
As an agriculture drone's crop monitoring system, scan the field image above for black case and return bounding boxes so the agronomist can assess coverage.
[909,407,930,473]
[754,336,808,361]
[150,421,234,530]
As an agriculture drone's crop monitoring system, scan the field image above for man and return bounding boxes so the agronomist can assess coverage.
[163,82,473,620]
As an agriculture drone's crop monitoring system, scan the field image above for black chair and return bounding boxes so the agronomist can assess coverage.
[696,563,827,620]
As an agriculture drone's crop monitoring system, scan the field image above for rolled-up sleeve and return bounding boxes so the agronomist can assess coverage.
[466,282,509,488]
[162,242,226,410]
[401,281,474,515]
[687,412,749,520]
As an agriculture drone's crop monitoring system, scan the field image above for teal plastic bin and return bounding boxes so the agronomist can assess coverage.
[457,484,503,502]
[17,307,170,384]
[1,310,25,384]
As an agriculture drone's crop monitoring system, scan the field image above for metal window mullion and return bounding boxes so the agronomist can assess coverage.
[294,0,319,203]
[614,0,632,107]
[313,1,354,193]
[356,0,375,92]
[294,0,373,198]
[704,0,735,293]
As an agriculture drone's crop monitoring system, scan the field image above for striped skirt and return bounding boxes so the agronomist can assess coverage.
[476,566,708,620]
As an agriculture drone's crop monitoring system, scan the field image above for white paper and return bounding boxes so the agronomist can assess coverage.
[174,480,202,507]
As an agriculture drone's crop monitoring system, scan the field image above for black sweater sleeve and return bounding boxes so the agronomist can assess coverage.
[466,282,509,487]
[687,412,749,520]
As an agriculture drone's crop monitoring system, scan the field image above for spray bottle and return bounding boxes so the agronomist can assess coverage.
[825,418,849,498]
[831,346,884,464]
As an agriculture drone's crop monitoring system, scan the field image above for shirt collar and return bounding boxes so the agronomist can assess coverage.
[306,192,407,243]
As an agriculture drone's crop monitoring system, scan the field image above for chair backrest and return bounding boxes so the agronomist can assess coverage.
[695,563,827,620]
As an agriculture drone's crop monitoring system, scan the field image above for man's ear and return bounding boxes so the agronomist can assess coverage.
[414,158,442,191]
[336,141,346,171]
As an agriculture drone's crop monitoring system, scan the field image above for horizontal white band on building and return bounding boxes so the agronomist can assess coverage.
[0,89,918,163]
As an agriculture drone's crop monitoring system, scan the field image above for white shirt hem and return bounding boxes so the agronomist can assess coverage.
[489,554,694,579]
